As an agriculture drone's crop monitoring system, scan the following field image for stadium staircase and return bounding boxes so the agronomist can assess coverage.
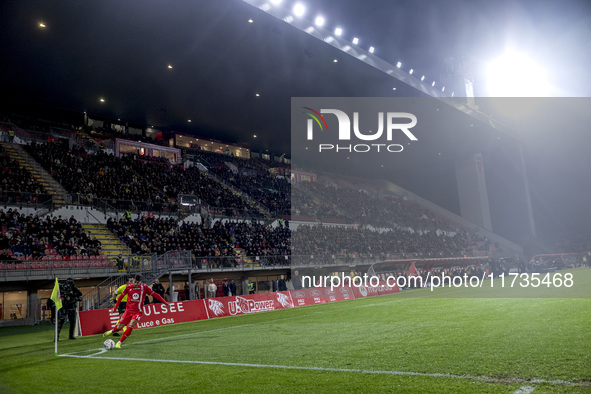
[81,224,131,260]
[0,142,67,208]
[234,247,257,267]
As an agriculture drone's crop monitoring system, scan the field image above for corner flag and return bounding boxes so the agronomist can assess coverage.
[50,278,62,312]
[51,278,62,355]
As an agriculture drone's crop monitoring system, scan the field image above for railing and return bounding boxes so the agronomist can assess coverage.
[85,199,120,222]
[60,192,269,221]
[0,257,115,281]
[65,194,180,215]
[49,126,99,153]
[0,190,53,210]
[81,273,128,311]
[194,255,291,271]
[80,250,191,310]
[200,167,272,215]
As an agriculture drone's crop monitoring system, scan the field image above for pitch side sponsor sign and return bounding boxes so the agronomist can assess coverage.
[78,300,208,336]
[290,286,355,306]
[205,292,295,318]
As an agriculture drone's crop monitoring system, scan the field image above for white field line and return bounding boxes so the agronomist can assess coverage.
[57,354,590,388]
[60,313,316,356]
[514,386,536,394]
[59,296,589,388]
[63,296,418,356]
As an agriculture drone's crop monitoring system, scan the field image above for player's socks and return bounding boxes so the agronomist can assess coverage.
[120,326,133,343]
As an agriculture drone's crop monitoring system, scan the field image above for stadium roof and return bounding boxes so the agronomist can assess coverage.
[1,0,590,156]
[1,0,591,240]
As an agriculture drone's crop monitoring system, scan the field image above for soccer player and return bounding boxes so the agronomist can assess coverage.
[103,274,167,348]
[112,276,134,337]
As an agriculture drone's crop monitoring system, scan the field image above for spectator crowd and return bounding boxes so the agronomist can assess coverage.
[0,209,101,260]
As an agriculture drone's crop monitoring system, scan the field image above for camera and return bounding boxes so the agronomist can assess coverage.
[59,279,81,309]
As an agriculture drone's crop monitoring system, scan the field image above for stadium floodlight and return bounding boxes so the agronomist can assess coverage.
[432,81,435,87]
[315,16,325,27]
[293,3,305,17]
[421,75,425,81]
[368,46,374,53]
[396,62,401,68]
[409,69,414,75]
[39,22,47,28]
[442,86,445,92]
[352,37,359,45]
[451,91,455,97]
[486,49,550,96]
[334,27,342,36]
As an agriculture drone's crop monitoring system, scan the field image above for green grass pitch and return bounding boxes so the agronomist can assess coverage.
[1,268,590,393]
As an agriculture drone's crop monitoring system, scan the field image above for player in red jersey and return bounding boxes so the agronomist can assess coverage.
[103,274,167,348]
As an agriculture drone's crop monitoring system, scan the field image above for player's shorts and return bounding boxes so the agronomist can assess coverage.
[118,301,127,315]
[119,310,142,326]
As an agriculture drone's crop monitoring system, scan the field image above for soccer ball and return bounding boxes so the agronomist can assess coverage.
[103,339,115,350]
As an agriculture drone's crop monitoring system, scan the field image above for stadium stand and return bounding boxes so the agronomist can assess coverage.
[0,208,103,261]
[0,144,51,206]
[106,216,291,259]
[23,141,262,216]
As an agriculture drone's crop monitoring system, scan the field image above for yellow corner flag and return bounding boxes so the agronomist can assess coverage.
[50,278,63,312]
[51,278,62,355]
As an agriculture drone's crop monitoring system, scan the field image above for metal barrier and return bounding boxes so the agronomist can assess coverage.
[0,258,116,281]
[66,193,180,215]
[0,190,53,210]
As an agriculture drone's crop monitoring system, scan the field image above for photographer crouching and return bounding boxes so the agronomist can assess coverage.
[56,278,82,341]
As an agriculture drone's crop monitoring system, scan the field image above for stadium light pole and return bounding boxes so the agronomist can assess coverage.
[518,141,537,247]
